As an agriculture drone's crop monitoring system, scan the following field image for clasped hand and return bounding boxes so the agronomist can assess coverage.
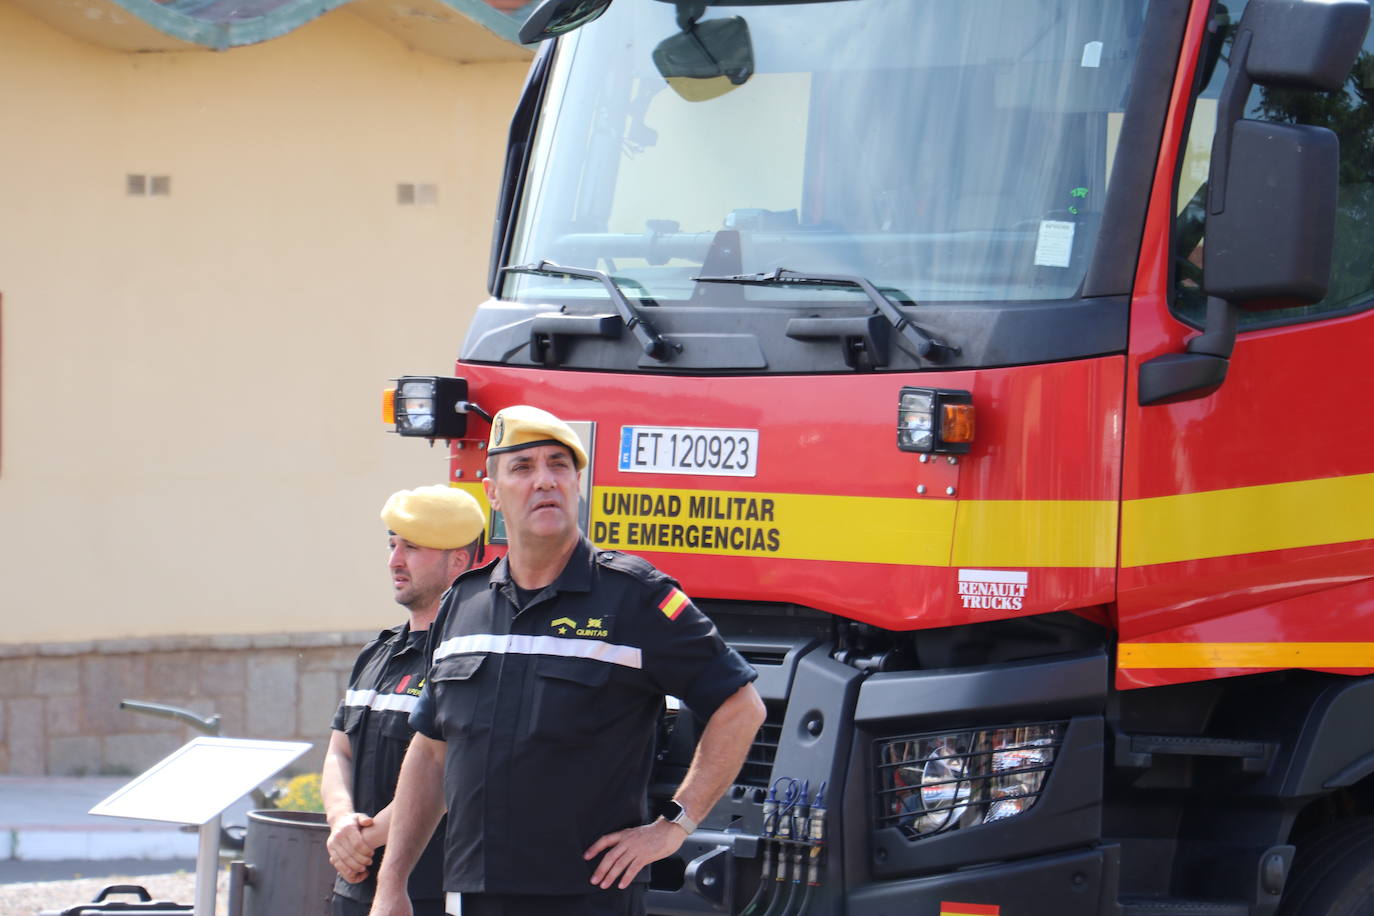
[328,811,377,883]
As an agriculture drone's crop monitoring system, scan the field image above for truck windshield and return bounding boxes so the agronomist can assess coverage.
[502,0,1150,308]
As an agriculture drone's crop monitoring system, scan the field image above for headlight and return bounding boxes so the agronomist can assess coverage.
[896,387,974,454]
[897,390,936,452]
[382,376,471,439]
[877,723,1063,839]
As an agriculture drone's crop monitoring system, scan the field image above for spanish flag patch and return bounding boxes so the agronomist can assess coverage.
[941,903,1000,916]
[658,587,690,621]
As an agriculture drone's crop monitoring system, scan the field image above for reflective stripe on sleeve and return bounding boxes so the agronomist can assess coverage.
[433,633,643,670]
[342,689,420,713]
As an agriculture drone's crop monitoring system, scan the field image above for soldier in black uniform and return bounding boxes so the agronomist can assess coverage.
[322,485,486,916]
[368,406,767,916]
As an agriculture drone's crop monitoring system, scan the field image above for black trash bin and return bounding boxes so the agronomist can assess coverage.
[227,809,332,916]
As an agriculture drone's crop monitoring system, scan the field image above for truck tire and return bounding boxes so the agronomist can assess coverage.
[1279,818,1374,916]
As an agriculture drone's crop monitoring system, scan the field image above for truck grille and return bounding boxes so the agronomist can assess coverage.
[737,703,784,789]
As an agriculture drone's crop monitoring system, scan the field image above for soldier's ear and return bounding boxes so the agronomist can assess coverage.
[483,475,500,511]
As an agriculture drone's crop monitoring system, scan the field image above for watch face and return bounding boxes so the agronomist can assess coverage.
[664,801,686,821]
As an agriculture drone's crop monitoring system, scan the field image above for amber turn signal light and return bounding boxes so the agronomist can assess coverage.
[941,403,976,444]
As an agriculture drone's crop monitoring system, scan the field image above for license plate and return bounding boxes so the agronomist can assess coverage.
[618,426,759,477]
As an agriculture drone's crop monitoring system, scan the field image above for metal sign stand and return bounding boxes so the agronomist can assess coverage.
[90,736,312,916]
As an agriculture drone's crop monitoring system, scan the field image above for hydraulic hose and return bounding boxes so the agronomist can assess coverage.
[739,783,782,916]
[759,779,802,916]
[795,782,827,916]
[767,781,809,916]
[758,854,792,916]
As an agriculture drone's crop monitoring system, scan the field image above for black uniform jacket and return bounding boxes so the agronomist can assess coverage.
[331,623,445,903]
[411,536,757,896]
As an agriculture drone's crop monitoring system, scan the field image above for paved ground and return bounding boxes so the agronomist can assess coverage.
[0,867,225,915]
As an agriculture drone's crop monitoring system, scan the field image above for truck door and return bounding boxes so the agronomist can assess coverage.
[1117,1,1374,689]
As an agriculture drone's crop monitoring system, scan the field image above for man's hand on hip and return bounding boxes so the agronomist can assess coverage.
[584,818,688,890]
[327,811,377,883]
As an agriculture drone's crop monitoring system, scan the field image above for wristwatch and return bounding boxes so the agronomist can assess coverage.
[662,800,698,835]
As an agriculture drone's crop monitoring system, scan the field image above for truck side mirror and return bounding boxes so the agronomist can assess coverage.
[1138,0,1369,406]
[1202,0,1368,311]
[1203,120,1339,309]
[519,0,613,44]
[1245,0,1370,91]
[1202,0,1368,309]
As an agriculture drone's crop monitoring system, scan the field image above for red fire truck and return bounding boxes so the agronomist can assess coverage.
[385,0,1374,912]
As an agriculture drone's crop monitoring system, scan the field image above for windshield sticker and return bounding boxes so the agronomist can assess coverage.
[1034,220,1075,268]
[1068,186,1090,216]
[958,569,1029,611]
[1081,41,1103,68]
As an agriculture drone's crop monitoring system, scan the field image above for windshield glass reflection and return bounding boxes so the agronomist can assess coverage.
[504,0,1149,307]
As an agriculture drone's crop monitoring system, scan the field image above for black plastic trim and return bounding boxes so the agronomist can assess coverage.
[847,846,1114,916]
[1275,676,1374,797]
[726,635,821,703]
[487,42,554,297]
[854,650,1108,726]
[462,296,1129,374]
[769,647,865,806]
[1137,352,1228,405]
[1082,0,1193,298]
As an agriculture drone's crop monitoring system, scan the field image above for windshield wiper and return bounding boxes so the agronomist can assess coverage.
[503,260,673,361]
[695,268,955,363]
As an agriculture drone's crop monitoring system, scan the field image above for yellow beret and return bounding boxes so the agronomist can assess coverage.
[380,485,485,549]
[487,405,588,471]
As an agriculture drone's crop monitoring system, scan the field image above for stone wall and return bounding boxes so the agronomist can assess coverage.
[0,631,375,777]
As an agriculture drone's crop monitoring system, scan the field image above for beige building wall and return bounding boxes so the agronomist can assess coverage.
[0,2,528,645]
[0,2,530,773]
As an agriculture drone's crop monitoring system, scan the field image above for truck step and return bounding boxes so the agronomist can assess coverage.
[1115,732,1276,773]
[1119,898,1252,916]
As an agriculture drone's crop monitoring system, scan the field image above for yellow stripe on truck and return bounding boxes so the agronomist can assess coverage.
[461,481,1113,568]
[1121,472,1374,568]
[590,486,955,565]
[1119,642,1374,669]
[463,471,1374,570]
[952,499,1118,568]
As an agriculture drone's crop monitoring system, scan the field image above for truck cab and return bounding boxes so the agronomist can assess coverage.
[387,0,1374,912]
